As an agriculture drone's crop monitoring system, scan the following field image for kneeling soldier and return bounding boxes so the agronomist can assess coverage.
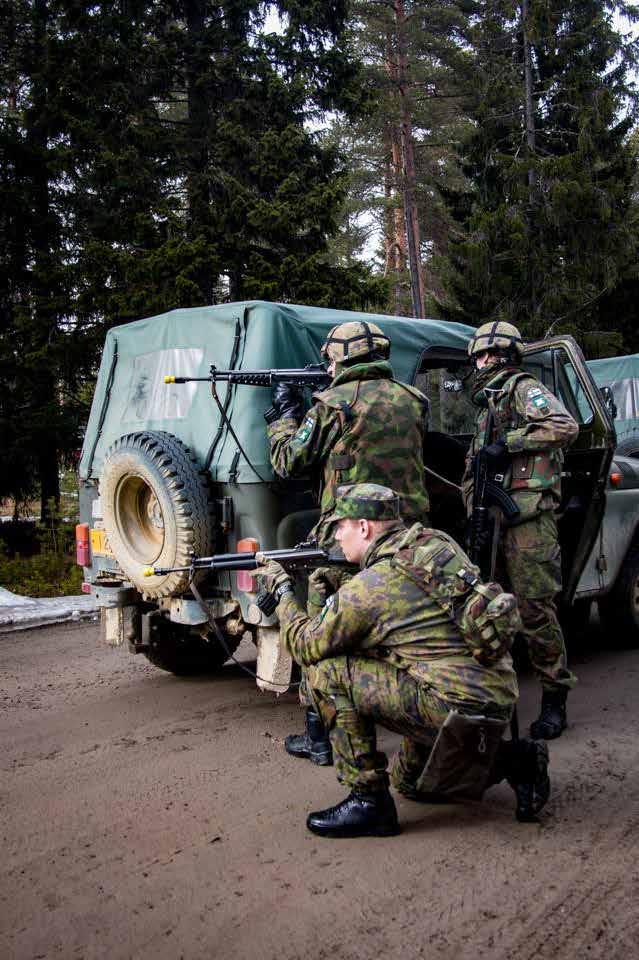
[258,483,550,838]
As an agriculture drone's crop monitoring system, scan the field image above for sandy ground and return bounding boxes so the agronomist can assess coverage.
[1,622,638,960]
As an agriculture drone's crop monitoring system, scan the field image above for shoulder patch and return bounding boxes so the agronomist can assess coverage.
[319,593,338,621]
[527,386,549,410]
[296,415,315,444]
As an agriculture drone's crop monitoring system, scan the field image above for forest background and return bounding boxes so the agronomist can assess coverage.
[1,0,638,528]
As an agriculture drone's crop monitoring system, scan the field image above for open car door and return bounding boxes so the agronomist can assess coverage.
[521,336,616,604]
[412,336,616,608]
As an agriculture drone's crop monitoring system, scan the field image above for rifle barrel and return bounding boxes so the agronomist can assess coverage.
[143,546,342,578]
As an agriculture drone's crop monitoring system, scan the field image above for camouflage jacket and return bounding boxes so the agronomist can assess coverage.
[267,360,430,545]
[462,366,578,519]
[277,522,519,711]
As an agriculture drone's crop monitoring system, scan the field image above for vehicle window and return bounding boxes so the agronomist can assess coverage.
[558,352,594,426]
[522,349,555,391]
[123,348,204,422]
[415,367,476,435]
[524,347,594,426]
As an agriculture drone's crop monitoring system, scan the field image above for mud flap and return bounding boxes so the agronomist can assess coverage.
[100,605,138,648]
[255,625,293,694]
[416,710,507,801]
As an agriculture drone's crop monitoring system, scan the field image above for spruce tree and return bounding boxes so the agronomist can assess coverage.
[440,0,639,350]
[0,0,382,508]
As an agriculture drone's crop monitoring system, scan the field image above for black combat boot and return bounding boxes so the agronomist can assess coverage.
[530,688,568,740]
[284,708,333,765]
[306,789,401,838]
[506,739,551,823]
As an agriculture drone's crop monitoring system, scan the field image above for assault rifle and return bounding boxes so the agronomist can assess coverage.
[143,541,347,578]
[164,363,331,390]
[468,403,520,577]
[468,396,523,747]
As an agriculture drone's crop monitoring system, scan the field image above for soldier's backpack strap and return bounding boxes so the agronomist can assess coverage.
[391,530,521,665]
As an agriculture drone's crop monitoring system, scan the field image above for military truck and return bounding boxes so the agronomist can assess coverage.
[76,301,639,691]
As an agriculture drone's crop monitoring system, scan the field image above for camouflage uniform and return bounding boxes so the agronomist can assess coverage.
[267,323,430,712]
[462,363,579,692]
[275,487,518,794]
[267,358,430,567]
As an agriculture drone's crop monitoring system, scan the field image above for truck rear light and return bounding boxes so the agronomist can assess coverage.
[610,471,623,487]
[76,523,90,566]
[236,537,259,592]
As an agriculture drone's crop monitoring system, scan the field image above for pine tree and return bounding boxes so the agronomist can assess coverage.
[324,0,470,316]
[0,0,382,507]
[0,0,71,514]
[440,0,639,350]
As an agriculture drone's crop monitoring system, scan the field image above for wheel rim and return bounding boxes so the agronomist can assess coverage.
[114,474,165,563]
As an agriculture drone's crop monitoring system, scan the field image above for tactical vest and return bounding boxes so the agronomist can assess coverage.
[473,369,563,499]
[313,365,429,521]
[390,526,520,666]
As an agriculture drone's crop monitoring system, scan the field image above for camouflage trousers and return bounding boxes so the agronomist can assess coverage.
[298,564,357,708]
[300,513,429,708]
[498,509,576,692]
[306,656,454,792]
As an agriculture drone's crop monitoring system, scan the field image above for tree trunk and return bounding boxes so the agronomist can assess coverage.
[32,1,60,522]
[521,0,536,199]
[383,147,395,277]
[393,0,425,318]
[520,0,538,317]
[384,29,408,314]
[184,0,213,303]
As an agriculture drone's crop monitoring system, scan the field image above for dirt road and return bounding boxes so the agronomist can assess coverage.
[1,623,638,960]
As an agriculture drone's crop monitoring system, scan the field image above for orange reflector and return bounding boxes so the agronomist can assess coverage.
[237,538,259,592]
[610,472,623,487]
[75,523,90,566]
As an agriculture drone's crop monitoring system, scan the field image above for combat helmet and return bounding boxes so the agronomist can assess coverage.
[320,320,391,364]
[468,321,524,363]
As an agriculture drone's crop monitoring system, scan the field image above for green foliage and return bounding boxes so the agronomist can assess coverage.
[0,1,380,509]
[0,548,83,598]
[324,1,471,314]
[0,477,82,597]
[439,0,639,354]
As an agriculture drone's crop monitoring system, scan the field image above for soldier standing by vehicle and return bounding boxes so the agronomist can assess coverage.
[463,321,579,740]
[257,483,550,838]
[264,321,430,765]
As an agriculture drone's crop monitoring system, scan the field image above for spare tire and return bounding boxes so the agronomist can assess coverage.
[101,431,213,598]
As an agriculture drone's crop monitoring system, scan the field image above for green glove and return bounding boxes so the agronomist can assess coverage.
[255,558,294,597]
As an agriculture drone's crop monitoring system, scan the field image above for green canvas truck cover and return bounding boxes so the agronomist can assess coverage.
[79,300,473,484]
[587,353,639,442]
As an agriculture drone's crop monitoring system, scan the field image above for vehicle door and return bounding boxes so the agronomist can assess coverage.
[412,337,616,604]
[521,337,616,603]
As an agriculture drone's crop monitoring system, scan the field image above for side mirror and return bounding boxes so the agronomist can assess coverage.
[600,385,617,421]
